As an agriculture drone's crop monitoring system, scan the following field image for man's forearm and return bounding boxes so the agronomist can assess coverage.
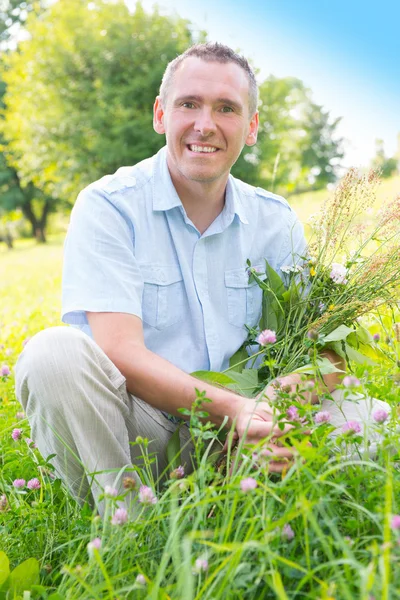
[107,341,248,428]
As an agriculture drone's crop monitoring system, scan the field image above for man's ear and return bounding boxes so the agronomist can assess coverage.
[153,96,166,134]
[245,111,259,146]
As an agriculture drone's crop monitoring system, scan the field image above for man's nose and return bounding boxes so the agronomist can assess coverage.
[193,108,217,136]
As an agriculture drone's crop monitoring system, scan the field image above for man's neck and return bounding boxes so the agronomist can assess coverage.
[167,164,229,235]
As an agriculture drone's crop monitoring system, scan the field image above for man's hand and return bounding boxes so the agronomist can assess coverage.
[233,397,297,473]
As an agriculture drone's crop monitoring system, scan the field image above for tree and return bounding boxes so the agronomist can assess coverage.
[371,139,398,179]
[1,0,198,203]
[232,76,344,195]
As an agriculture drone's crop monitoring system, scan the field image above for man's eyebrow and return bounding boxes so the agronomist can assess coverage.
[173,95,243,112]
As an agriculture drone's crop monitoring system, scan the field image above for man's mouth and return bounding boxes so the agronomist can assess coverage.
[187,144,219,153]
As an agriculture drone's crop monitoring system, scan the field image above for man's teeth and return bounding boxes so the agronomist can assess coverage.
[189,145,218,153]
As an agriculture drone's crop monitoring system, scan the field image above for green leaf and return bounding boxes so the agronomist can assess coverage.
[265,260,285,297]
[191,371,236,386]
[344,343,376,366]
[323,325,353,343]
[166,426,181,470]
[260,290,279,332]
[7,558,39,596]
[0,552,10,587]
[316,356,345,374]
[354,325,374,345]
[225,369,259,396]
[229,345,249,372]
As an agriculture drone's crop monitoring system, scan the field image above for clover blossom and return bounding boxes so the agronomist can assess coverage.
[314,411,331,424]
[391,515,400,530]
[343,375,361,388]
[282,523,295,541]
[330,263,348,284]
[11,428,22,441]
[138,485,157,505]
[13,479,26,489]
[111,507,128,525]
[240,477,258,492]
[342,421,362,435]
[136,574,146,585]
[1,365,10,376]
[257,329,277,345]
[27,478,41,490]
[373,408,389,423]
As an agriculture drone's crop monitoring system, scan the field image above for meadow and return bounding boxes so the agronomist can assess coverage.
[1,182,400,599]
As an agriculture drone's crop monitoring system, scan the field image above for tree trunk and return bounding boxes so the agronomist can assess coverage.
[20,196,50,243]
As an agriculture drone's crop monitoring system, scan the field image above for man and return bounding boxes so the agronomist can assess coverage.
[15,43,388,515]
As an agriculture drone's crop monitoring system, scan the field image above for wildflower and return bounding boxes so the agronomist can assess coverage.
[136,574,146,585]
[282,523,295,540]
[111,507,128,525]
[310,266,316,277]
[11,428,22,441]
[391,515,400,530]
[304,380,315,390]
[27,478,41,490]
[240,477,258,492]
[170,465,185,480]
[330,263,348,284]
[194,558,209,573]
[257,329,277,345]
[314,411,331,424]
[373,333,380,342]
[342,375,361,388]
[318,302,326,313]
[138,485,157,505]
[328,304,335,311]
[104,485,118,497]
[0,495,8,511]
[13,479,26,489]
[373,408,389,423]
[307,329,319,341]
[342,421,362,435]
[1,365,10,376]
[87,537,102,554]
[123,476,137,490]
[16,411,25,420]
[25,438,37,448]
[286,406,299,421]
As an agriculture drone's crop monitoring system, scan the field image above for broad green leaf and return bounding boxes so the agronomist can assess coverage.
[265,260,285,297]
[354,325,374,345]
[260,290,279,332]
[325,340,347,360]
[225,369,259,396]
[0,552,10,587]
[316,357,345,374]
[344,343,376,366]
[292,363,315,375]
[166,426,181,470]
[191,371,235,386]
[229,345,249,372]
[47,594,66,600]
[7,558,39,596]
[323,325,353,343]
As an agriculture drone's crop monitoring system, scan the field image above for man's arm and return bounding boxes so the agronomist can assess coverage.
[86,311,294,449]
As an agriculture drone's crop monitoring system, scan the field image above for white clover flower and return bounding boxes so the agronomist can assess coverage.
[330,263,348,285]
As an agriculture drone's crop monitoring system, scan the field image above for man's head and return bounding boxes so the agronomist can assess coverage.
[159,42,259,117]
[153,42,259,188]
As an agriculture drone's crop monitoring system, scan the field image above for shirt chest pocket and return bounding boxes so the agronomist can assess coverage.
[225,267,263,329]
[140,264,185,330]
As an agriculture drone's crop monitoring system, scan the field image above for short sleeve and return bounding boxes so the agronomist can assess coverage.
[277,209,308,273]
[61,186,143,326]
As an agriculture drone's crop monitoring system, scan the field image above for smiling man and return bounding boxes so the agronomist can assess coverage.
[15,43,389,515]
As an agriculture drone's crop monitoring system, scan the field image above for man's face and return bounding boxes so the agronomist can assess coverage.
[153,57,259,186]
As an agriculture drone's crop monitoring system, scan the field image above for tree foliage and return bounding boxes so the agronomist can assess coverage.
[1,0,197,202]
[232,76,344,195]
[370,139,398,179]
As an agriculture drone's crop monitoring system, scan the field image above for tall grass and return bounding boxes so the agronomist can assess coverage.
[1,231,400,598]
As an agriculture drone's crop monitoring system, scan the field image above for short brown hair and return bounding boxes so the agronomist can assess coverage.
[159,42,258,116]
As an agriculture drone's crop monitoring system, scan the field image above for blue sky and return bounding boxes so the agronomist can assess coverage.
[132,0,400,169]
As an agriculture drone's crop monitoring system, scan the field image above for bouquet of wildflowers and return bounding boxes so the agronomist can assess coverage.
[194,169,400,399]
[238,169,400,392]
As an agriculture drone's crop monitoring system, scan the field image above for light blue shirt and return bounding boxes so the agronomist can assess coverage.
[62,146,306,374]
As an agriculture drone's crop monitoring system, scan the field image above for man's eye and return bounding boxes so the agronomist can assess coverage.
[221,106,234,113]
[182,102,195,109]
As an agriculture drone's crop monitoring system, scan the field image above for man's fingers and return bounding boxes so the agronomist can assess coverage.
[268,460,293,474]
[242,420,294,443]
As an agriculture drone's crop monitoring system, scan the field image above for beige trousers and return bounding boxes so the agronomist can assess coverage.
[15,326,390,515]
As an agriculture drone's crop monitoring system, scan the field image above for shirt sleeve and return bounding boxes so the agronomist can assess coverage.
[61,185,144,326]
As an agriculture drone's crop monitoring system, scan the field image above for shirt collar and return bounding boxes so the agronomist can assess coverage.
[152,145,249,225]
